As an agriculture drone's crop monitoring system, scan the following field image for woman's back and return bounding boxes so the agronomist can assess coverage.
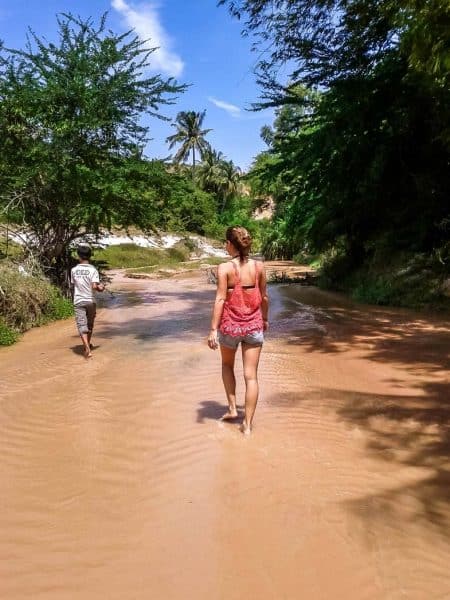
[225,258,260,289]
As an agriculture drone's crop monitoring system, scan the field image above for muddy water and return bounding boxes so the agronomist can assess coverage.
[0,271,449,599]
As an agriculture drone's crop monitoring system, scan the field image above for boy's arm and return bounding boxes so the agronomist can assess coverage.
[91,268,105,292]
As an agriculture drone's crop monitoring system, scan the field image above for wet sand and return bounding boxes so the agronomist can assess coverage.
[0,269,449,599]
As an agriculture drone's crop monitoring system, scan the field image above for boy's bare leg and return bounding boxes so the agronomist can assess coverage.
[80,332,92,358]
[241,343,262,434]
[220,345,238,419]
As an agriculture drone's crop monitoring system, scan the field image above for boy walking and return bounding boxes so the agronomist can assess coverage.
[70,245,105,358]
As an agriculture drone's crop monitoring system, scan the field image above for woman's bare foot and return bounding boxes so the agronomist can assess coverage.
[221,409,239,421]
[84,348,93,358]
[240,422,252,435]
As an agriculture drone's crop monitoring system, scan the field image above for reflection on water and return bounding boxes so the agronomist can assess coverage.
[0,273,449,599]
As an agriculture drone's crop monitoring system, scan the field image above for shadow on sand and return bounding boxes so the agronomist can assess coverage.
[269,379,450,536]
[196,400,242,424]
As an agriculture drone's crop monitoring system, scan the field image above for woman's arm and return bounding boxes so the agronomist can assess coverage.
[259,264,269,331]
[207,263,228,349]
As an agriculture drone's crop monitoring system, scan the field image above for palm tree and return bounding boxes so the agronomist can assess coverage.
[197,144,224,193]
[166,110,212,178]
[219,160,242,212]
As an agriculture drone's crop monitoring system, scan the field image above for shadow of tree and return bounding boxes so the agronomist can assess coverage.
[95,287,214,342]
[271,382,450,535]
[273,285,450,374]
[338,380,450,534]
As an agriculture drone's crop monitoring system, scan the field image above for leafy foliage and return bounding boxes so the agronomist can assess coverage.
[0,13,185,285]
[0,261,73,342]
[224,0,450,296]
[0,319,18,346]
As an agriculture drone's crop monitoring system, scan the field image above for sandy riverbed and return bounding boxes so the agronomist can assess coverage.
[0,269,449,599]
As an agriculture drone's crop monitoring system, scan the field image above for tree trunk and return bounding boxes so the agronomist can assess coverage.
[192,147,196,180]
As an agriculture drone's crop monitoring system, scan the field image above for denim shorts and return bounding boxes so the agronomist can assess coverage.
[218,330,264,349]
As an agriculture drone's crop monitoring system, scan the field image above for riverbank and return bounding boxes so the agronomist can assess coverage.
[317,249,450,310]
[0,260,73,345]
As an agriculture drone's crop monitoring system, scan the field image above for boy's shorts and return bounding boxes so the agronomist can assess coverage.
[75,302,96,334]
[218,330,264,349]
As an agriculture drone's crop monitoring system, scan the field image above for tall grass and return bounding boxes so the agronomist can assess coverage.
[93,242,191,269]
[0,236,24,260]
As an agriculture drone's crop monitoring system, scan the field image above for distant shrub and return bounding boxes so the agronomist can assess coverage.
[94,242,195,269]
[168,240,191,262]
[94,244,166,269]
[293,251,322,269]
[180,236,198,253]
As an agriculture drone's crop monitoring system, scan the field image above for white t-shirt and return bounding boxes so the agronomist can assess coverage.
[70,263,100,306]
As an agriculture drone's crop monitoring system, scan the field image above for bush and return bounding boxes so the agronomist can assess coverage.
[0,261,74,344]
[0,262,53,330]
[317,252,355,290]
[261,219,296,259]
[293,251,323,268]
[168,241,191,262]
[45,288,74,321]
[203,220,225,241]
[318,249,450,309]
[0,319,18,345]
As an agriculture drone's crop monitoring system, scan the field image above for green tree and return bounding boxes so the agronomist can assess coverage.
[220,0,450,272]
[129,159,217,234]
[197,144,225,194]
[0,13,185,285]
[166,110,212,177]
[218,160,242,212]
[195,144,243,212]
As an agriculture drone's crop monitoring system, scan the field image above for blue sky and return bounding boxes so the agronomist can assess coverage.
[0,0,273,170]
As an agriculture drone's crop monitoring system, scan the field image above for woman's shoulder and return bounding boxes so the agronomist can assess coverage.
[218,260,233,273]
[251,258,265,270]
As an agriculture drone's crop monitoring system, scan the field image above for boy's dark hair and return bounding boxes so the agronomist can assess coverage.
[77,245,92,260]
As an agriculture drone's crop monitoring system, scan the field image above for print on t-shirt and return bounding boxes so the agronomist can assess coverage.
[70,264,100,306]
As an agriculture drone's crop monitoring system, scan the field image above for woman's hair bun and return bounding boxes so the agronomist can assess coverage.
[226,226,252,259]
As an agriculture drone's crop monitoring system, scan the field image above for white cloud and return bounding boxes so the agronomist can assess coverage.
[208,97,241,118]
[111,0,184,78]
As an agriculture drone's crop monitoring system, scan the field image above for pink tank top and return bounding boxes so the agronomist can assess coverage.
[219,260,264,336]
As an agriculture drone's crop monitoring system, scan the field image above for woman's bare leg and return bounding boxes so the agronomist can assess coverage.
[241,343,262,434]
[220,344,238,419]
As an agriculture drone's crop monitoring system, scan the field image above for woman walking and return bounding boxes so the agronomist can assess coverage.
[208,226,269,435]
